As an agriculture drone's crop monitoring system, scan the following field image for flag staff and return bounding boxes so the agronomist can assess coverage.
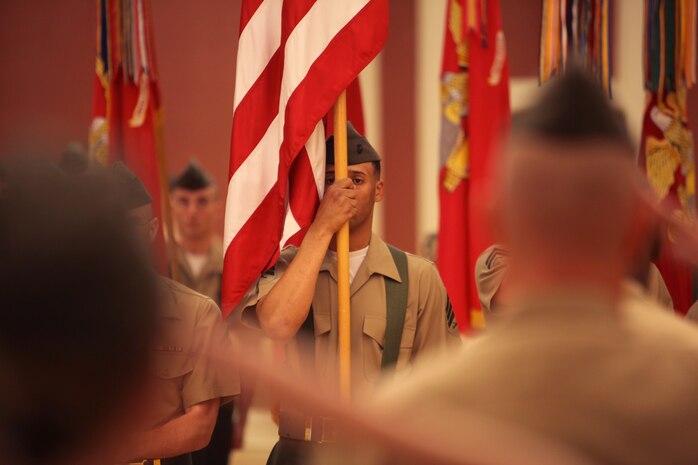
[154,118,181,282]
[334,90,351,401]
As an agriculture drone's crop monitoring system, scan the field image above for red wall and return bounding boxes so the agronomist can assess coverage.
[0,1,94,157]
[2,1,698,245]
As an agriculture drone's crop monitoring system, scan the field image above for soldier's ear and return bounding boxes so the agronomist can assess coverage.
[148,217,160,243]
[374,179,384,203]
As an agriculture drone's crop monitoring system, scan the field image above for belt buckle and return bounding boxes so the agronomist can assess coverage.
[318,416,337,444]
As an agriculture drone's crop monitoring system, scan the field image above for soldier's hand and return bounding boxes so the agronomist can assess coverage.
[313,178,357,235]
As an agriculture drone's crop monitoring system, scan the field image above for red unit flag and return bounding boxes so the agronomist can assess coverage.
[437,0,510,332]
[89,0,168,274]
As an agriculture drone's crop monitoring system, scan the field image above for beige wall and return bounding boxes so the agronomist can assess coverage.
[612,0,647,148]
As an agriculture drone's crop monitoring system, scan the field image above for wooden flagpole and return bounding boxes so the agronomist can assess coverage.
[154,114,181,282]
[333,91,351,401]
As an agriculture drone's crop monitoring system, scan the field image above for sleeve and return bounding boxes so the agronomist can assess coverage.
[474,245,510,317]
[412,261,462,358]
[686,301,698,323]
[646,263,674,311]
[182,297,241,409]
[235,247,299,330]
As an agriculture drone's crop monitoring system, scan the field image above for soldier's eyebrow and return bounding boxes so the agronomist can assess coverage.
[348,170,367,176]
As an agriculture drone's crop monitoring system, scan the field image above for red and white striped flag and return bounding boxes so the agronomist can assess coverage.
[222,0,388,317]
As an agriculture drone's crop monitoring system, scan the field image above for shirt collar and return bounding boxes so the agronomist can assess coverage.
[320,233,402,283]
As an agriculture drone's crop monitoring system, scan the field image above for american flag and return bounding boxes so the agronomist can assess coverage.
[221,0,388,317]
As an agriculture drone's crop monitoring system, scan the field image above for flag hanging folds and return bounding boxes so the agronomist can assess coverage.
[222,0,388,317]
[437,0,510,332]
[539,0,611,95]
[639,0,697,314]
[89,0,168,274]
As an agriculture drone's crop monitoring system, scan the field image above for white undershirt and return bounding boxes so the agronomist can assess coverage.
[328,246,369,284]
[184,252,208,278]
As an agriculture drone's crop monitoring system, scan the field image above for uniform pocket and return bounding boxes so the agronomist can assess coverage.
[312,312,332,375]
[397,325,416,370]
[153,352,194,380]
[363,316,386,382]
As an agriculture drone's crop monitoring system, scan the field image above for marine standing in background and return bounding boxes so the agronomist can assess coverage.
[111,162,240,465]
[170,161,224,305]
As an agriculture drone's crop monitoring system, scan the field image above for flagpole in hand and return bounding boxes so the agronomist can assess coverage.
[334,91,351,401]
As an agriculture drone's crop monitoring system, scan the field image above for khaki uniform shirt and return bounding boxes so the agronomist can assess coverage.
[150,277,240,427]
[475,244,674,317]
[686,300,698,323]
[241,234,461,398]
[378,291,698,465]
[174,241,224,306]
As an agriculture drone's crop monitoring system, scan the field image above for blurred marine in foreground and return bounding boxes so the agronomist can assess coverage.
[110,162,240,465]
[0,159,157,465]
[375,70,698,465]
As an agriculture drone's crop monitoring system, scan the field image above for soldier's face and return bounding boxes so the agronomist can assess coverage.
[170,187,217,240]
[325,162,383,229]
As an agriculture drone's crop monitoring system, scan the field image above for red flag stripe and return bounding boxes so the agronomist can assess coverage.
[282,122,325,247]
[223,185,283,311]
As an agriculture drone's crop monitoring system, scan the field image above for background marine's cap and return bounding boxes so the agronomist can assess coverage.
[326,121,381,166]
[170,160,214,190]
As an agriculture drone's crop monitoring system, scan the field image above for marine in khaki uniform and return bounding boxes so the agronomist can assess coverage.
[239,123,461,465]
[376,70,698,465]
[475,243,674,319]
[111,162,240,465]
[170,161,224,305]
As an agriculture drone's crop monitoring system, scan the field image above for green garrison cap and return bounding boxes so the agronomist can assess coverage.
[326,121,381,165]
[110,161,152,210]
[170,160,214,190]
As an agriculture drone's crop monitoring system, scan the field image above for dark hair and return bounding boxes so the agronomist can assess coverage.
[512,67,634,152]
[0,158,157,464]
[371,160,381,179]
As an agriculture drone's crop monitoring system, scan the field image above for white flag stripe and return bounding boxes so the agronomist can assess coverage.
[280,205,301,248]
[232,0,283,112]
[306,121,326,199]
[223,114,281,250]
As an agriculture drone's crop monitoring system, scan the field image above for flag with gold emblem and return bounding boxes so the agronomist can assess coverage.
[89,0,168,274]
[437,0,510,332]
[638,0,697,314]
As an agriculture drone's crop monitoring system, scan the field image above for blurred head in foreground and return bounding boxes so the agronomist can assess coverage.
[495,68,652,299]
[110,161,160,247]
[0,158,157,465]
